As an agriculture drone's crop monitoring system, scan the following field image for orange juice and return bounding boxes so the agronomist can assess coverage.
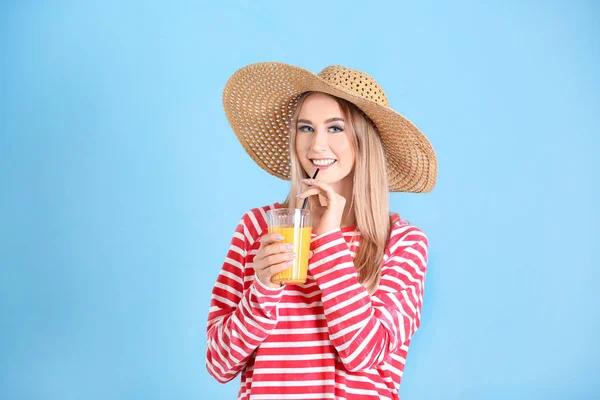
[269,226,312,284]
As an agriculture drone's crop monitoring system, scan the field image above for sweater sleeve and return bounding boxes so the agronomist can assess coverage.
[309,224,428,372]
[205,211,284,383]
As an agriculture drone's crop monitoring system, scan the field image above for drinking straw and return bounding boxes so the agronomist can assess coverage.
[301,169,320,210]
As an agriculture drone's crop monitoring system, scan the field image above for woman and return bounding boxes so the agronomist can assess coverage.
[206,62,437,399]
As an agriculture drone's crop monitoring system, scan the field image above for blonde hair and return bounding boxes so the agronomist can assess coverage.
[284,92,391,294]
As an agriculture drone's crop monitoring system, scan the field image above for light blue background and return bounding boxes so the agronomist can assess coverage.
[1,1,598,399]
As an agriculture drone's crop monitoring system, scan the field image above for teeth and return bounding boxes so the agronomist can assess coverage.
[312,159,336,166]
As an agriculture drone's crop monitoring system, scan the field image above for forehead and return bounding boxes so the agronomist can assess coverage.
[298,92,343,118]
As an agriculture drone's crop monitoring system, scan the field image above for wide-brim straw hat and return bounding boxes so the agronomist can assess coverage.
[222,62,438,193]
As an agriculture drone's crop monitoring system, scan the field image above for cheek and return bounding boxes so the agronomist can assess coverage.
[295,135,309,154]
[339,148,356,170]
[333,138,354,159]
[294,134,301,150]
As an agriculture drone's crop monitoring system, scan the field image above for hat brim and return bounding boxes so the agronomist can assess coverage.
[222,62,437,193]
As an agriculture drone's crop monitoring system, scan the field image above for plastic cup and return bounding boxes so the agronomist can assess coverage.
[266,208,312,285]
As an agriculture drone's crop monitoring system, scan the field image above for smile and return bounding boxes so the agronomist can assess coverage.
[311,159,337,168]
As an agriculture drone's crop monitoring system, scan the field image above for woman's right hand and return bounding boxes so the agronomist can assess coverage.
[254,233,296,289]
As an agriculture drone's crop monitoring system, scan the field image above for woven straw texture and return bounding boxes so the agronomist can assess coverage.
[222,62,438,193]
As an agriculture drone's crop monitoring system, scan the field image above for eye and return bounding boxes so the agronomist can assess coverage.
[328,125,344,133]
[298,125,314,133]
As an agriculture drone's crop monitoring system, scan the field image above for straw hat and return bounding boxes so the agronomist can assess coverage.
[222,62,437,193]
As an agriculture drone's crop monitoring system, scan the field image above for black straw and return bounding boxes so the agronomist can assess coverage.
[301,169,320,210]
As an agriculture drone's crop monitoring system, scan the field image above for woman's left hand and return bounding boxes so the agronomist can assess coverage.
[297,179,346,235]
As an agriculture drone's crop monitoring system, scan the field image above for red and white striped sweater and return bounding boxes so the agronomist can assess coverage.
[206,203,428,399]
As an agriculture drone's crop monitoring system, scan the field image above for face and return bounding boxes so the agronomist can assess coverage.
[295,92,355,189]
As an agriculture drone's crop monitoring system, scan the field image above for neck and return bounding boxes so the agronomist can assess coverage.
[330,174,355,227]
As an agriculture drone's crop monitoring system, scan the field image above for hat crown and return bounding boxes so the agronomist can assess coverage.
[317,65,390,107]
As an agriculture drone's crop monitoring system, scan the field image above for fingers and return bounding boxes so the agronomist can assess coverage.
[301,179,333,190]
[254,241,296,288]
[298,179,335,197]
[257,238,294,258]
[259,232,284,250]
[296,186,323,200]
[267,259,295,276]
[256,257,294,289]
[262,242,294,257]
[260,251,296,270]
[297,179,344,205]
[256,233,295,266]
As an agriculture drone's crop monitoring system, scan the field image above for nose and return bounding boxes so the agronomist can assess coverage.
[310,129,329,152]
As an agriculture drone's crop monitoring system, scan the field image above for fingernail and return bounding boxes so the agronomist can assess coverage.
[285,260,294,266]
[275,234,284,240]
[296,192,303,198]
[285,244,294,250]
[302,179,314,184]
[288,252,296,259]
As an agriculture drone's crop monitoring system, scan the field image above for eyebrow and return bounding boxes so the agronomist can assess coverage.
[297,117,345,124]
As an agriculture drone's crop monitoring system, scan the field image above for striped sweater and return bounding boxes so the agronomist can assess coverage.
[206,203,428,399]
